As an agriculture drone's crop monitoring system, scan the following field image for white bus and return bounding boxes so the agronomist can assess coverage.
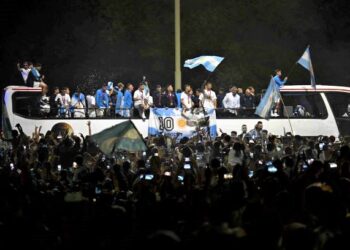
[2,85,350,138]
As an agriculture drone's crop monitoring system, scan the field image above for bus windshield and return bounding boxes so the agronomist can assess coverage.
[12,91,42,118]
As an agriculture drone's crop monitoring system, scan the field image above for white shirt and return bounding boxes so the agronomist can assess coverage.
[86,95,96,107]
[223,92,240,112]
[20,68,31,82]
[134,89,148,106]
[181,92,193,109]
[55,93,71,107]
[199,89,217,109]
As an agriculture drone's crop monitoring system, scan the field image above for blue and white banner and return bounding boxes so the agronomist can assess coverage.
[297,45,316,88]
[148,108,217,138]
[255,77,279,118]
[184,56,224,72]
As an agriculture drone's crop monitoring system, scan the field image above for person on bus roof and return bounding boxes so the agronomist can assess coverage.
[95,83,110,117]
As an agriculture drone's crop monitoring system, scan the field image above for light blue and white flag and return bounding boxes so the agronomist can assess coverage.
[184,56,224,72]
[148,108,217,138]
[255,77,279,118]
[297,46,316,88]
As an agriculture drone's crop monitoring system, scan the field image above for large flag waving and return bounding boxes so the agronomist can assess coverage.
[92,120,147,154]
[297,46,316,88]
[184,56,224,72]
[255,77,279,118]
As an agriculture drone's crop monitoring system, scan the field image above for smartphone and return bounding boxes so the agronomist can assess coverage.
[268,166,278,173]
[177,176,184,181]
[23,145,27,150]
[106,165,110,170]
[154,153,159,157]
[164,171,171,176]
[57,165,62,171]
[102,155,106,161]
[145,174,154,180]
[248,171,254,178]
[72,162,77,169]
[142,151,147,157]
[319,143,325,150]
[249,152,254,158]
[307,159,314,165]
[302,164,308,170]
[330,162,337,168]
[95,187,101,194]
[184,164,191,169]
[10,163,14,170]
[224,173,233,179]
[185,157,190,161]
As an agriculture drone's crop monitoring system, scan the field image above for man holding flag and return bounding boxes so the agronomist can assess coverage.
[271,69,288,116]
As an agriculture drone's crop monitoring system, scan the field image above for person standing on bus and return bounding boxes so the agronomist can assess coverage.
[241,88,255,117]
[49,87,59,117]
[86,91,96,118]
[123,83,134,118]
[17,61,31,85]
[153,85,163,108]
[181,85,194,111]
[223,86,240,116]
[55,87,71,118]
[71,87,86,118]
[115,82,125,117]
[272,69,288,117]
[134,83,149,120]
[26,62,48,92]
[162,84,177,108]
[95,84,110,117]
[199,82,217,110]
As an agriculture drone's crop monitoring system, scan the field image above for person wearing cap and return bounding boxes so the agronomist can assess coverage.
[153,84,163,108]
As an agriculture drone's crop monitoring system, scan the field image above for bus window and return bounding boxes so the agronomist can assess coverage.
[325,93,350,118]
[279,92,327,119]
[325,92,350,136]
[12,92,42,118]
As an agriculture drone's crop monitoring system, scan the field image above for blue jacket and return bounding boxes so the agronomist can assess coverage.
[115,90,124,113]
[123,90,133,109]
[176,92,182,108]
[95,89,109,108]
[273,75,286,88]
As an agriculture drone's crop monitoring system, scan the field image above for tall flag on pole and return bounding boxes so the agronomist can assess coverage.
[184,56,224,72]
[255,77,279,118]
[297,45,316,88]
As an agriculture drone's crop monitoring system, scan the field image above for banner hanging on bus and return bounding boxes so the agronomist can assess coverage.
[148,108,217,138]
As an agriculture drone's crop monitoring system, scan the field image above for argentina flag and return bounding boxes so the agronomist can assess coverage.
[148,108,217,138]
[297,46,316,88]
[184,56,224,72]
[255,77,279,118]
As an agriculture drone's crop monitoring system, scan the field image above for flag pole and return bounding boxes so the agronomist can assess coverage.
[277,91,294,135]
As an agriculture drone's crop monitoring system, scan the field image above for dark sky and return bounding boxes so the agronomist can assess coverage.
[1,0,350,92]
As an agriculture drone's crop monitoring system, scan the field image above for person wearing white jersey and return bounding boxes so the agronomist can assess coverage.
[199,82,217,109]
[180,85,193,111]
[222,86,240,116]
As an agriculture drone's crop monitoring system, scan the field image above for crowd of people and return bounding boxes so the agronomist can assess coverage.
[17,62,293,120]
[1,119,350,249]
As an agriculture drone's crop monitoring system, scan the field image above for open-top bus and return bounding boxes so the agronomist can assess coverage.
[2,85,350,138]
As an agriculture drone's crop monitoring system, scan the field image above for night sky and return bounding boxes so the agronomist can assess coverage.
[1,0,350,92]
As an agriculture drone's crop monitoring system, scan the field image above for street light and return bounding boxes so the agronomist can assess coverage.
[175,0,181,90]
